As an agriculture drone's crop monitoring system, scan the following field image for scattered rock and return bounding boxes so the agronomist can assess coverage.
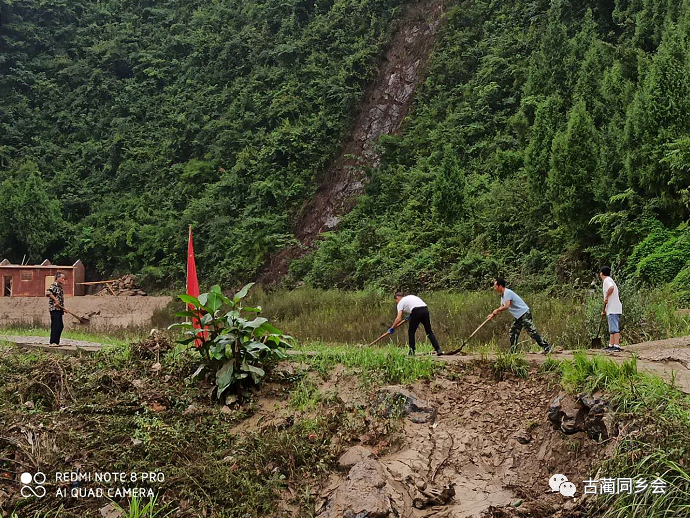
[95,274,146,296]
[375,386,436,424]
[515,432,532,445]
[24,400,34,409]
[99,502,122,518]
[548,393,586,435]
[337,446,373,472]
[584,402,618,441]
[220,405,232,414]
[317,459,397,517]
[548,392,617,441]
[413,483,455,509]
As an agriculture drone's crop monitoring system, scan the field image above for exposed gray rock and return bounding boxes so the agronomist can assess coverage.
[338,446,373,472]
[584,402,618,441]
[548,392,586,435]
[549,392,617,441]
[317,459,394,517]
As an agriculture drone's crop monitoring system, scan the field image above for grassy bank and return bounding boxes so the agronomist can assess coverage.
[549,354,690,517]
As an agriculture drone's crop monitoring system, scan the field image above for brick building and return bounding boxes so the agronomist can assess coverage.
[0,259,85,297]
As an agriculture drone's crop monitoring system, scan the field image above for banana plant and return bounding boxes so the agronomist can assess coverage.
[169,283,292,400]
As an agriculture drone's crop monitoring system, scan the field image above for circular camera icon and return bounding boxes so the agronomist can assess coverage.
[20,471,47,498]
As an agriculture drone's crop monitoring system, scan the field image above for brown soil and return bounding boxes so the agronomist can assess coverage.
[0,295,171,330]
[318,366,608,518]
[259,0,448,284]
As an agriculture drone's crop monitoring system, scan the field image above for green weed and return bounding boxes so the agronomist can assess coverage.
[246,287,687,351]
[289,380,321,411]
[293,343,439,385]
[491,352,529,380]
[113,494,177,518]
[557,354,690,518]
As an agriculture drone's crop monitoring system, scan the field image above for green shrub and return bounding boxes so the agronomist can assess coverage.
[671,264,690,305]
[625,223,673,278]
[635,230,690,285]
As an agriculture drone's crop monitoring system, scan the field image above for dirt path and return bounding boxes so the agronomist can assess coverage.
[1,335,105,355]
[442,336,690,394]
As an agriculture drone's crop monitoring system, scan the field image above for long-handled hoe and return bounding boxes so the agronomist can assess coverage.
[444,315,492,356]
[57,304,90,325]
[367,318,409,347]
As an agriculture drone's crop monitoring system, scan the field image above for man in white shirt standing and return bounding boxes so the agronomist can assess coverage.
[389,292,443,356]
[599,266,623,352]
[487,278,551,354]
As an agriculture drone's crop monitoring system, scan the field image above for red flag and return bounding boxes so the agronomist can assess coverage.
[186,226,205,347]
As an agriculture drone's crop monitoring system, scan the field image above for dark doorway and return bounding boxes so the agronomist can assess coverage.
[3,276,12,297]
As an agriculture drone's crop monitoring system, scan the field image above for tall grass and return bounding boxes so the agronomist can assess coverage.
[248,287,690,350]
[113,495,177,518]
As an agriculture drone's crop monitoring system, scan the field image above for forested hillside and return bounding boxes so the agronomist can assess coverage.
[1,0,690,292]
[0,0,407,283]
[294,0,690,292]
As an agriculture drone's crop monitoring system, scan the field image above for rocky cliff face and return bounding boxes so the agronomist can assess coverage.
[261,0,447,283]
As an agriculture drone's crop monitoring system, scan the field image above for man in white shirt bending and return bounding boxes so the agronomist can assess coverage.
[599,266,623,352]
[389,292,443,356]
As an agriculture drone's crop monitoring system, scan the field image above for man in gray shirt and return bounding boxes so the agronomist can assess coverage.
[487,278,551,354]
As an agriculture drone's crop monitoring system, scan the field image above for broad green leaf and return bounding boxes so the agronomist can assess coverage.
[198,293,209,306]
[210,285,222,294]
[205,291,223,313]
[256,322,283,335]
[168,322,192,330]
[233,282,255,303]
[245,317,268,329]
[240,362,265,376]
[247,341,270,352]
[216,362,235,394]
[179,294,201,306]
[173,310,198,319]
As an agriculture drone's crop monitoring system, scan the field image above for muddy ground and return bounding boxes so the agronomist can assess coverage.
[1,336,686,517]
[0,296,172,330]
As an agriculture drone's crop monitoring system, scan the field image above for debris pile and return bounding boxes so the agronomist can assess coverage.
[548,392,619,441]
[131,329,172,359]
[95,274,147,296]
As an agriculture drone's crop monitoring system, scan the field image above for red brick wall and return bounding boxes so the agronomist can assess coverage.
[0,268,75,297]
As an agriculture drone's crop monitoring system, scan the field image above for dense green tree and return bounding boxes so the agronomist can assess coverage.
[0,162,64,261]
[549,101,601,245]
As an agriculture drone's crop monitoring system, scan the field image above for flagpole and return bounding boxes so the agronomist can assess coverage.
[186,225,191,324]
